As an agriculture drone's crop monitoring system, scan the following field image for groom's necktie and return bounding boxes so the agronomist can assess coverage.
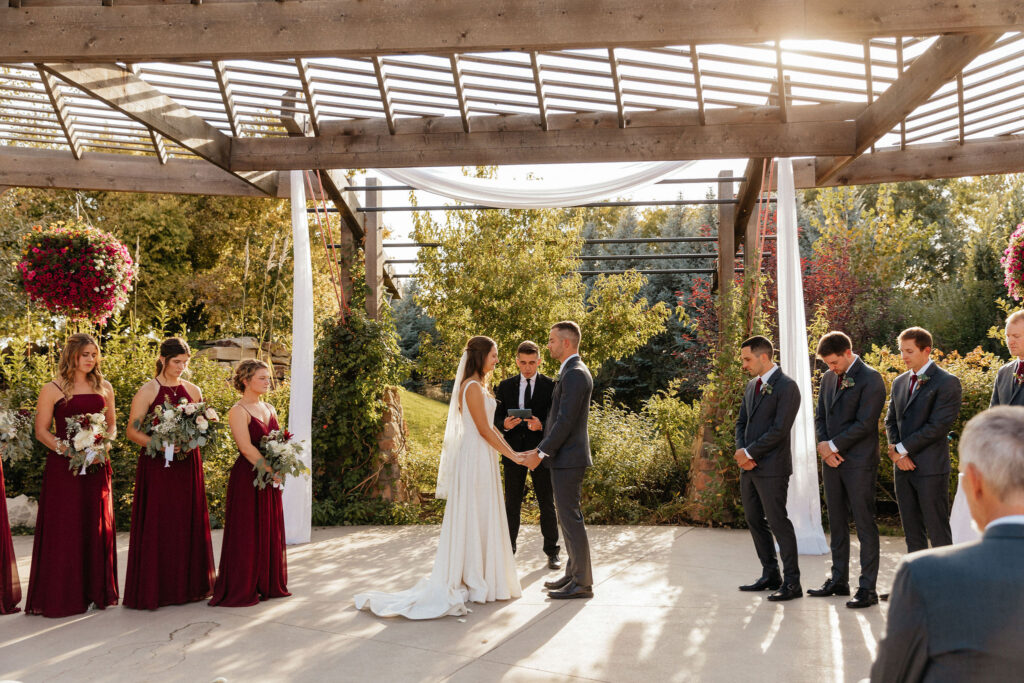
[754,378,762,396]
[836,372,844,389]
[908,373,918,398]
[524,378,532,407]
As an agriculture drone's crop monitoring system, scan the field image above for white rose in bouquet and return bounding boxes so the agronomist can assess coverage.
[184,403,197,416]
[195,415,209,432]
[162,409,177,422]
[204,407,219,422]
[73,429,94,452]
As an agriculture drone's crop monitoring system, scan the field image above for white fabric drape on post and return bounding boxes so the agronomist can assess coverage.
[283,170,313,545]
[375,161,696,209]
[776,159,830,555]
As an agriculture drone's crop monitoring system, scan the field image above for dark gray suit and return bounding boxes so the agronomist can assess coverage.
[870,522,1024,682]
[735,367,801,583]
[814,357,886,590]
[537,355,593,586]
[990,359,1024,407]
[884,363,962,552]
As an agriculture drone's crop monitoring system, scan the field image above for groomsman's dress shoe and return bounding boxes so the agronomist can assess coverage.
[767,584,803,601]
[846,588,879,608]
[879,593,890,602]
[547,554,561,571]
[739,573,783,592]
[544,575,573,591]
[807,577,851,597]
[548,580,593,600]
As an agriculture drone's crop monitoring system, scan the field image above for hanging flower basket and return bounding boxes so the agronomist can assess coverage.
[1003,223,1024,301]
[17,220,137,324]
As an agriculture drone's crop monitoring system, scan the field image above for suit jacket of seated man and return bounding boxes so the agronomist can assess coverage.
[990,357,1024,407]
[884,361,962,552]
[537,354,594,587]
[814,356,886,590]
[870,520,1024,682]
[735,366,801,583]
[493,372,558,556]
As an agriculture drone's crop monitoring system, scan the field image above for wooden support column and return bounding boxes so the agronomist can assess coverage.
[364,177,384,320]
[715,170,735,298]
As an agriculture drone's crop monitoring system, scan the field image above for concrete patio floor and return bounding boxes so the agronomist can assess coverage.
[0,525,904,682]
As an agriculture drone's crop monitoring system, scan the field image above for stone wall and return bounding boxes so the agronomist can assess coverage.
[196,336,290,380]
[371,386,417,504]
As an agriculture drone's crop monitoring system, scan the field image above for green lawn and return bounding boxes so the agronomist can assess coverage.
[398,387,447,493]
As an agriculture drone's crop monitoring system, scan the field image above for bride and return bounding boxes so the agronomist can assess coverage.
[354,336,525,619]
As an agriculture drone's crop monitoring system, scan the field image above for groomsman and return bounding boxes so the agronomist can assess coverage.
[494,341,560,569]
[990,310,1024,407]
[884,327,962,554]
[734,336,803,601]
[810,331,886,608]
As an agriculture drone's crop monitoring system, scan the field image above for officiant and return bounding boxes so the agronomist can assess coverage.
[494,341,561,570]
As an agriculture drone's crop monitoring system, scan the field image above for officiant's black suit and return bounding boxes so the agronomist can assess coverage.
[735,369,801,585]
[814,357,886,590]
[493,372,559,557]
[884,364,962,552]
[537,355,593,587]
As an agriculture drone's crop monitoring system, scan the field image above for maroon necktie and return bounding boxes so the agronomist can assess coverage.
[908,373,918,398]
[1016,361,1024,382]
[836,372,844,388]
[755,378,763,395]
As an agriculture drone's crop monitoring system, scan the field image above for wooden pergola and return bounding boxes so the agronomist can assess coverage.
[3,1,1024,313]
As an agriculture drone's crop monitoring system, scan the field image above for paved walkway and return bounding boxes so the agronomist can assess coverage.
[0,525,903,682]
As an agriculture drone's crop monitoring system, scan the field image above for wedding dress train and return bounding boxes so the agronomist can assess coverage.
[354,379,521,619]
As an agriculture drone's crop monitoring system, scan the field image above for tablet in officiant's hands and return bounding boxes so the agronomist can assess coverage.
[507,408,533,419]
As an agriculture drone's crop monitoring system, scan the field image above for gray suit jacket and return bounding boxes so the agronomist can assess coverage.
[814,357,886,469]
[735,368,800,478]
[990,360,1024,407]
[870,522,1024,682]
[537,355,593,469]
[884,364,962,477]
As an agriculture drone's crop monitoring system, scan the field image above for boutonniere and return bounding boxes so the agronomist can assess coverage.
[1014,373,1024,386]
[840,376,855,390]
[917,374,931,386]
[761,382,773,396]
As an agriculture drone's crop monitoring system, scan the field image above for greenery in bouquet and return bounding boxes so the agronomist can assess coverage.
[135,396,223,466]
[0,407,34,463]
[253,428,309,490]
[62,412,112,475]
[17,219,137,324]
[1001,222,1024,301]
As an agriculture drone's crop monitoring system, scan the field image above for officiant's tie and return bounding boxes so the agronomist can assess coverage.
[524,378,532,407]
[908,373,918,398]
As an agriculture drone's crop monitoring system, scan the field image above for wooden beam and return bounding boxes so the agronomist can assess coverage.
[295,58,321,136]
[449,55,471,133]
[231,115,856,171]
[529,51,549,132]
[40,62,278,195]
[36,66,83,160]
[0,145,286,197]
[794,136,1024,188]
[815,32,999,185]
[364,177,384,319]
[608,48,626,128]
[716,170,735,296]
[734,157,767,246]
[212,60,241,138]
[148,128,169,164]
[689,46,706,126]
[371,56,396,135]
[2,1,1022,61]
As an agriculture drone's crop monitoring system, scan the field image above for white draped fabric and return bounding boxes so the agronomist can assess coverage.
[776,159,830,555]
[283,170,314,545]
[950,474,982,544]
[375,161,696,209]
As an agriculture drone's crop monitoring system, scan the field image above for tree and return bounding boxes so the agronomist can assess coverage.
[411,204,670,382]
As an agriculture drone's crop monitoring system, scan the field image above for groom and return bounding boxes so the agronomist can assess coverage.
[523,321,594,600]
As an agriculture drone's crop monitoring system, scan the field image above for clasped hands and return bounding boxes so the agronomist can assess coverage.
[816,441,845,468]
[503,416,542,431]
[511,449,543,470]
[887,443,916,471]
[733,449,756,471]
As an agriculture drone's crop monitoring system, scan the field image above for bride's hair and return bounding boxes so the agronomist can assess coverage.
[462,335,496,386]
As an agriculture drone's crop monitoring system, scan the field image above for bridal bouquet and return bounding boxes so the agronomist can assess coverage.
[135,397,223,467]
[253,429,309,490]
[61,412,112,475]
[0,407,34,463]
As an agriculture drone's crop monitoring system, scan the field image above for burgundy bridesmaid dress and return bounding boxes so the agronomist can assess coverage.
[25,392,118,617]
[209,410,290,607]
[123,383,215,610]
[0,457,22,615]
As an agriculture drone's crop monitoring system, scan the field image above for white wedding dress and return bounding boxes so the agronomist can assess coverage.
[354,378,521,619]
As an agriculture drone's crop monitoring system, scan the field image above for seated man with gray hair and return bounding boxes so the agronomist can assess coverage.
[871,406,1024,682]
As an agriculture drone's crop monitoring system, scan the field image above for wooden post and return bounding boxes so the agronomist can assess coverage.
[716,170,735,299]
[364,177,384,320]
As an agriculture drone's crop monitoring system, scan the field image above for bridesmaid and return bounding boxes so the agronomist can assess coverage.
[1,453,22,614]
[123,337,215,610]
[26,333,118,617]
[209,359,290,607]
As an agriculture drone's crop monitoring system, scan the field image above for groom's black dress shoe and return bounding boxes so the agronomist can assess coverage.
[548,580,593,600]
[544,575,573,590]
[767,583,803,601]
[739,573,783,592]
[879,592,890,602]
[547,554,561,571]
[807,577,851,597]
[846,588,879,608]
